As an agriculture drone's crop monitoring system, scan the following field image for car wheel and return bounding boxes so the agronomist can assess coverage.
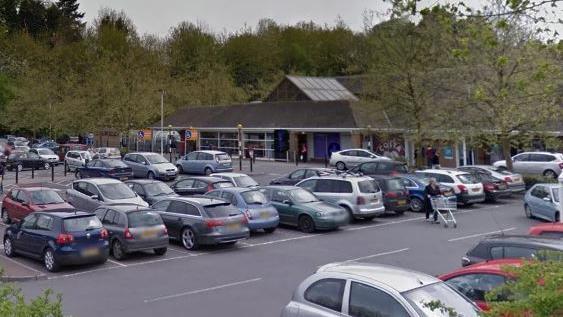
[75,170,81,179]
[409,197,424,212]
[4,237,15,257]
[147,171,155,180]
[43,248,60,272]
[16,164,23,172]
[154,247,167,256]
[524,204,533,218]
[176,165,184,174]
[341,205,354,222]
[1,208,11,224]
[181,227,198,250]
[543,169,557,179]
[298,215,315,233]
[204,167,212,176]
[112,240,126,260]
[336,162,346,171]
[263,227,276,234]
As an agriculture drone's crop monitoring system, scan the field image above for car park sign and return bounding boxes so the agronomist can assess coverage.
[138,130,144,140]
[185,130,192,140]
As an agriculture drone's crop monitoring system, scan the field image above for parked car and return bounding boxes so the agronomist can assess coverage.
[439,259,522,311]
[170,176,233,196]
[3,212,109,272]
[528,223,563,239]
[461,234,563,266]
[415,169,485,206]
[524,184,560,222]
[13,145,30,152]
[458,165,525,193]
[369,175,410,215]
[57,143,88,161]
[6,151,51,172]
[261,186,348,233]
[66,178,148,212]
[93,147,121,159]
[175,150,233,175]
[269,168,337,185]
[205,187,279,233]
[76,159,133,181]
[125,179,178,205]
[122,152,178,180]
[1,187,73,224]
[65,150,93,172]
[467,172,511,203]
[349,159,409,176]
[150,196,249,250]
[210,172,259,188]
[296,175,385,220]
[29,148,60,165]
[94,205,168,260]
[33,140,59,152]
[493,152,563,178]
[329,149,390,170]
[281,262,480,317]
[398,174,456,212]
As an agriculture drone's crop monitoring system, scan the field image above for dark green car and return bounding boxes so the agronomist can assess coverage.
[261,186,349,233]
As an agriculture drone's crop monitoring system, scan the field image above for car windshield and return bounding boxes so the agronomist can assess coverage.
[402,282,480,317]
[387,178,405,191]
[216,154,230,161]
[30,190,65,204]
[214,182,234,189]
[145,154,168,164]
[144,182,174,196]
[553,188,559,203]
[104,160,127,168]
[127,211,163,228]
[234,176,258,187]
[37,148,55,155]
[64,216,103,232]
[241,190,268,205]
[290,188,319,203]
[204,203,240,218]
[457,174,479,184]
[98,183,136,199]
[358,180,380,193]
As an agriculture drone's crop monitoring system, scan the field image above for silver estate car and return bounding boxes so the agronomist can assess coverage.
[281,262,480,317]
[296,176,385,220]
[123,152,178,181]
[493,152,563,178]
[329,149,390,170]
[66,178,148,212]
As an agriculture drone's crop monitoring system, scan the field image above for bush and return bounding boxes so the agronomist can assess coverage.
[522,175,558,190]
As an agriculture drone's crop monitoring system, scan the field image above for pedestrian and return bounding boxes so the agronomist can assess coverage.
[432,151,440,168]
[300,143,308,163]
[424,177,441,223]
[425,145,434,168]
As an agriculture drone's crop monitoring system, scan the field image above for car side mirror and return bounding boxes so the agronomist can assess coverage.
[282,200,293,205]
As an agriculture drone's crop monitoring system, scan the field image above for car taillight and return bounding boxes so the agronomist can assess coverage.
[457,184,468,193]
[56,233,74,245]
[207,184,214,192]
[163,227,168,235]
[243,209,252,219]
[124,228,134,240]
[484,184,495,191]
[559,162,563,169]
[205,219,224,228]
[100,228,109,239]
[356,196,366,205]
[241,216,248,225]
[504,176,513,183]
[385,192,399,198]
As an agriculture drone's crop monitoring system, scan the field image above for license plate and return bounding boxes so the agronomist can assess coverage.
[513,177,520,182]
[142,230,158,239]
[227,223,241,230]
[397,199,406,205]
[260,212,270,219]
[472,188,480,192]
[498,184,506,189]
[81,247,100,257]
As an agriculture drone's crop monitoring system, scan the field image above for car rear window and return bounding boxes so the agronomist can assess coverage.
[204,203,240,218]
[64,216,102,232]
[30,190,65,204]
[241,190,268,205]
[99,183,136,199]
[358,180,381,193]
[216,154,230,161]
[386,178,405,191]
[127,211,163,228]
[457,174,479,184]
[104,160,128,168]
[213,181,234,189]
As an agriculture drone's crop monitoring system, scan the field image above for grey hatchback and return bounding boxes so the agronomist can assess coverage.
[150,197,249,250]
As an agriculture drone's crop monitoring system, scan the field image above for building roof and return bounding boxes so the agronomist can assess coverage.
[284,76,358,101]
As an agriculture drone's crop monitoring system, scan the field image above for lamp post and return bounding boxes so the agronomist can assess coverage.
[168,124,173,162]
[558,172,563,223]
[366,125,373,151]
[160,90,165,155]
[237,123,243,171]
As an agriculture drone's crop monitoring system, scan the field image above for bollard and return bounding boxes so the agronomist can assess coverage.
[250,155,253,173]
[295,151,298,166]
[51,163,55,182]
[239,154,243,171]
[31,166,35,179]
[15,166,18,184]
[324,156,328,168]
[64,161,67,177]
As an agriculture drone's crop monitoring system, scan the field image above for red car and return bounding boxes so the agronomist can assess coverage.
[438,259,522,311]
[1,187,74,224]
[528,223,563,239]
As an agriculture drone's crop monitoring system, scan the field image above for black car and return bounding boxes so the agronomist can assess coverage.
[349,159,408,176]
[462,235,563,266]
[269,168,337,185]
[76,159,133,180]
[125,179,179,205]
[6,151,50,171]
[465,172,511,202]
[370,175,410,215]
[170,177,234,196]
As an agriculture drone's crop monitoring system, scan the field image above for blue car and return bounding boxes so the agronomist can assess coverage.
[398,174,457,212]
[205,187,279,233]
[524,184,560,222]
[176,150,233,175]
[3,211,109,272]
[76,159,133,180]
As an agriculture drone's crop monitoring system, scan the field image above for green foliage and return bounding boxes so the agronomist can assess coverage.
[522,175,558,189]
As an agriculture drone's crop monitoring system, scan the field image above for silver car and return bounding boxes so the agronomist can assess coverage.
[123,152,178,180]
[329,149,390,170]
[296,175,385,220]
[66,178,148,212]
[94,147,121,159]
[281,262,480,317]
[210,172,259,188]
[493,152,563,178]
[65,150,92,172]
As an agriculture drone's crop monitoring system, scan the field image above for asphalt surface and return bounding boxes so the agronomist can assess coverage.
[0,161,543,317]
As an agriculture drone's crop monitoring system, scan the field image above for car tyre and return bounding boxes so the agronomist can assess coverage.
[409,197,424,212]
[112,240,126,260]
[4,237,15,257]
[335,161,346,171]
[298,215,315,233]
[1,208,11,224]
[543,169,557,179]
[204,167,212,176]
[181,227,198,250]
[264,227,276,234]
[147,171,155,180]
[176,165,184,174]
[154,247,167,256]
[43,248,60,272]
[524,204,533,218]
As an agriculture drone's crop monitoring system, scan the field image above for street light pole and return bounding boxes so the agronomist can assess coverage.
[366,125,372,151]
[160,90,164,155]
[237,123,243,171]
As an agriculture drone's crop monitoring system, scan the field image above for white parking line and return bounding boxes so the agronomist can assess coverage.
[143,277,263,303]
[448,227,517,242]
[107,259,127,267]
[0,255,44,274]
[238,241,255,247]
[343,248,410,263]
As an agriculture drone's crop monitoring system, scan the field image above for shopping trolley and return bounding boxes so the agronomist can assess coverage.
[430,196,457,228]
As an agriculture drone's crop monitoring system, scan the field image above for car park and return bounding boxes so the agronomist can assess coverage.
[175,150,233,175]
[94,205,168,260]
[261,186,348,233]
[3,212,109,272]
[398,174,456,212]
[65,150,93,172]
[30,148,60,165]
[349,159,408,176]
[123,152,178,180]
[205,187,279,233]
[415,169,485,206]
[296,175,385,220]
[528,223,563,239]
[93,147,121,159]
[125,179,178,205]
[210,172,259,188]
[524,184,560,222]
[150,196,249,250]
[1,187,74,224]
[369,175,410,215]
[461,234,563,266]
[76,159,133,180]
[329,149,390,170]
[467,172,511,202]
[458,165,525,193]
[170,176,234,196]
[269,168,337,185]
[6,151,51,171]
[66,178,148,212]
[281,262,480,317]
[493,152,563,178]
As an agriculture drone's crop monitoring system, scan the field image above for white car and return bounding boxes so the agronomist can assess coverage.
[493,152,563,178]
[94,147,121,159]
[65,150,93,172]
[415,169,485,205]
[30,148,60,165]
[458,165,525,193]
[329,149,390,170]
[210,172,259,188]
